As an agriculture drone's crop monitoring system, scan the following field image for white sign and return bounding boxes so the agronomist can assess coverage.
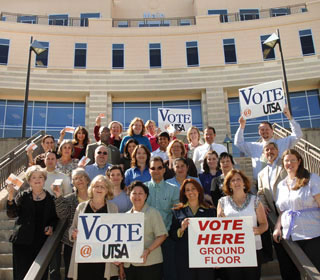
[75,213,144,263]
[239,80,286,119]
[158,108,192,132]
[188,217,257,268]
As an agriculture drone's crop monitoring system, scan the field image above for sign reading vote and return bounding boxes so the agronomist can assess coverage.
[75,213,144,263]
[239,80,286,119]
[188,217,257,268]
[158,108,192,132]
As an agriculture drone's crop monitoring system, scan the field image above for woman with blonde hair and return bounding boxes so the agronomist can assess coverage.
[185,126,202,159]
[145,120,160,152]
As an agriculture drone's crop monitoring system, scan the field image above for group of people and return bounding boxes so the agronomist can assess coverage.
[6,107,320,280]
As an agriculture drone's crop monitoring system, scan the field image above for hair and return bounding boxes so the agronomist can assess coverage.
[108,121,123,133]
[25,165,47,183]
[179,178,211,208]
[263,141,279,151]
[88,175,114,200]
[94,145,108,155]
[150,156,165,167]
[127,181,149,199]
[106,165,125,190]
[72,126,89,146]
[158,131,170,142]
[281,149,310,190]
[203,150,220,174]
[127,117,146,137]
[57,139,74,156]
[259,121,273,130]
[72,168,91,186]
[204,126,216,135]
[222,169,251,196]
[145,120,156,130]
[131,144,151,168]
[167,139,186,158]
[218,152,235,169]
[123,138,139,159]
[42,135,55,144]
[44,150,58,159]
[187,126,201,143]
[173,157,189,168]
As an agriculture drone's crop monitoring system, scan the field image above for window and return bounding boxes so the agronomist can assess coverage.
[17,15,37,24]
[149,43,161,68]
[118,21,128,28]
[180,19,191,26]
[35,41,49,67]
[49,14,68,26]
[80,13,100,27]
[0,39,9,65]
[186,41,199,67]
[112,44,124,69]
[74,43,87,68]
[261,35,275,60]
[208,9,228,23]
[271,8,290,17]
[223,39,237,64]
[299,29,315,56]
[239,9,259,21]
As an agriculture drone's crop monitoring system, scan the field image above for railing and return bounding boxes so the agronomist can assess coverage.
[272,123,320,176]
[0,130,45,191]
[112,16,196,27]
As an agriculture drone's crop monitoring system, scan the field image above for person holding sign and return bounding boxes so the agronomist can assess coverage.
[57,140,79,178]
[185,126,202,160]
[217,170,268,280]
[68,175,119,280]
[124,181,168,280]
[170,178,216,280]
[273,149,320,272]
[234,105,302,181]
[145,120,160,152]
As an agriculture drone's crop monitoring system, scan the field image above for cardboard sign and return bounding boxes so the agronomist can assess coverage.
[6,174,24,190]
[188,217,257,268]
[65,126,76,133]
[99,113,106,118]
[75,213,144,263]
[25,142,38,152]
[79,156,91,167]
[53,179,63,186]
[239,80,286,119]
[158,108,192,132]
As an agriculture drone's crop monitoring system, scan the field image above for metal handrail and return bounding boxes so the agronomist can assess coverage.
[112,16,196,27]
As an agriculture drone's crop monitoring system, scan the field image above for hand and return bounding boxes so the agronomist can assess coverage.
[140,249,150,264]
[118,263,125,280]
[44,226,53,236]
[156,127,161,135]
[253,226,261,235]
[59,128,66,143]
[52,184,62,198]
[6,184,16,200]
[273,228,282,243]
[95,115,101,126]
[282,105,292,120]
[72,229,78,241]
[181,218,190,232]
[27,149,33,157]
[239,115,246,129]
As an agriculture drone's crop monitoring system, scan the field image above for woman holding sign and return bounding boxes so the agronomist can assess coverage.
[170,178,216,280]
[56,140,79,178]
[217,170,268,280]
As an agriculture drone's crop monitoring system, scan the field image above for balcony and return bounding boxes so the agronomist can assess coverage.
[112,17,196,28]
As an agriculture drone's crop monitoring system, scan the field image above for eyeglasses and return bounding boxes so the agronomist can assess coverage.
[97,151,108,155]
[150,166,164,171]
[284,159,298,163]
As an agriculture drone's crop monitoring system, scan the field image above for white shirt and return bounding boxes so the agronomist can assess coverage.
[151,148,169,161]
[44,169,72,196]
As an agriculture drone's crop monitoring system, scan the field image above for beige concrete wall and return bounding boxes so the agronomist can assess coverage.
[0,138,25,157]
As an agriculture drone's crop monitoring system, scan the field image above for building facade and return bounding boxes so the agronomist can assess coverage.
[0,0,319,154]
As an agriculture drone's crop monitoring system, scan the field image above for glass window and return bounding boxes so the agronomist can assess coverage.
[186,41,199,67]
[223,38,237,64]
[74,43,87,68]
[80,13,100,27]
[112,44,124,69]
[149,43,161,68]
[239,9,259,21]
[299,29,315,56]
[208,9,228,23]
[35,41,49,67]
[180,19,191,26]
[17,15,37,24]
[261,35,275,60]
[0,38,9,65]
[49,14,68,26]
[271,8,290,17]
[118,21,129,28]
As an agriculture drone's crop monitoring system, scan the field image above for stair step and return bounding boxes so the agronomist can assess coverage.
[0,242,11,254]
[261,259,281,277]
[0,230,13,242]
[0,254,12,268]
[0,267,13,280]
[0,220,15,230]
[0,211,10,220]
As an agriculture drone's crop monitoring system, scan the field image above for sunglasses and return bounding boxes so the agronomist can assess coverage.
[97,151,108,155]
[150,166,164,171]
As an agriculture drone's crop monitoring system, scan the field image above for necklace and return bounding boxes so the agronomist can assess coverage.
[33,190,45,201]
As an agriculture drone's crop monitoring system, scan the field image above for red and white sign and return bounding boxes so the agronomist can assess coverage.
[188,217,257,267]
[6,174,24,190]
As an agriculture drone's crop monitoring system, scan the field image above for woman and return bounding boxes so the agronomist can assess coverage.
[119,118,152,154]
[106,165,132,212]
[7,165,58,280]
[166,158,201,188]
[217,170,268,280]
[273,149,320,271]
[124,181,167,280]
[124,144,151,186]
[210,152,234,208]
[73,126,90,159]
[164,139,197,180]
[185,126,202,159]
[53,168,90,280]
[108,121,123,149]
[69,175,119,280]
[170,179,216,280]
[145,120,160,152]
[56,139,79,178]
[120,138,139,172]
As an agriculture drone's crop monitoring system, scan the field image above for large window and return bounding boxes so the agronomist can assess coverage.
[17,15,37,24]
[271,8,290,17]
[208,9,228,23]
[80,13,100,27]
[299,29,315,56]
[49,14,68,26]
[35,41,49,67]
[0,100,85,138]
[74,43,87,68]
[149,43,161,68]
[112,100,202,131]
[239,9,259,21]
[261,35,275,60]
[223,39,237,64]
[186,41,199,67]
[0,39,9,65]
[112,44,124,69]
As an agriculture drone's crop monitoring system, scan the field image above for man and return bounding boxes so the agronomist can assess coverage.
[193,126,227,173]
[145,157,180,280]
[234,106,302,180]
[151,131,170,161]
[85,146,112,180]
[86,126,120,165]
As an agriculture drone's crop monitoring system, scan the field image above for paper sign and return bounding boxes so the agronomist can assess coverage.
[79,156,90,167]
[75,213,144,263]
[158,108,192,132]
[65,126,75,133]
[99,113,106,118]
[188,217,257,268]
[53,179,63,186]
[239,80,286,119]
[6,174,24,190]
[25,142,38,152]
[166,124,176,134]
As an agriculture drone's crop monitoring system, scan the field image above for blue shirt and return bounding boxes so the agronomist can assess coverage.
[85,163,112,180]
[199,170,222,195]
[145,179,180,230]
[166,176,202,188]
[125,166,151,186]
[120,135,152,153]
